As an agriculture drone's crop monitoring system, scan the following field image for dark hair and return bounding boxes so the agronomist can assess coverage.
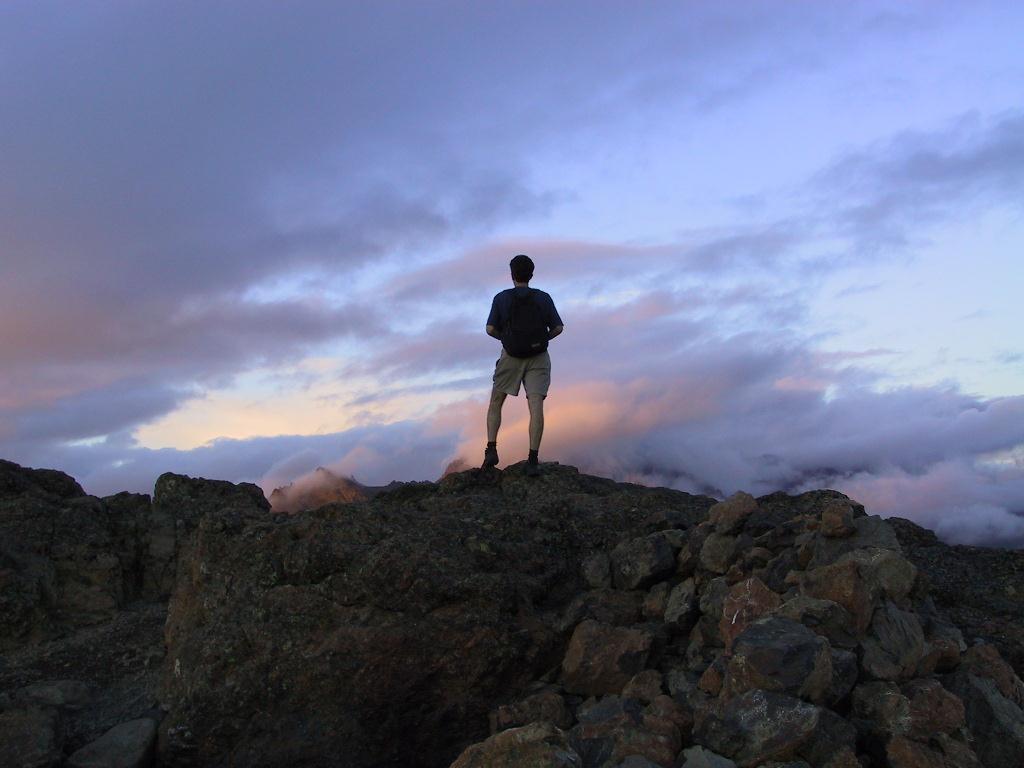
[510,254,534,282]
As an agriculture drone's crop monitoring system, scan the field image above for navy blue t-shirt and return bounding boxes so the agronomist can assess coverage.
[487,287,563,335]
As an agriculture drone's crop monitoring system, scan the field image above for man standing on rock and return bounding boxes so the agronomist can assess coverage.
[483,254,563,476]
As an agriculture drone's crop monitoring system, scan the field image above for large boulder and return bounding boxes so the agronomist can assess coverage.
[693,689,823,768]
[722,618,833,704]
[158,466,714,767]
[610,533,677,590]
[562,621,654,696]
[449,721,582,768]
[67,718,157,768]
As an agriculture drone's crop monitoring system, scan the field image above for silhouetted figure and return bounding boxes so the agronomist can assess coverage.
[483,254,564,476]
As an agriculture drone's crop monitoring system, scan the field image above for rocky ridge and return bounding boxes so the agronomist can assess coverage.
[0,457,1022,767]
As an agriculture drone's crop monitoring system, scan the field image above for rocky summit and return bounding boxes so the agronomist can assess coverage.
[1,458,1023,768]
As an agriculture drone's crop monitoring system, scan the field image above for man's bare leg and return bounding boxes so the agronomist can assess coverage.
[487,388,507,443]
[527,393,544,451]
[483,388,506,467]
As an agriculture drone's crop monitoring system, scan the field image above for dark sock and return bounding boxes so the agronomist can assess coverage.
[528,449,539,464]
[487,441,496,448]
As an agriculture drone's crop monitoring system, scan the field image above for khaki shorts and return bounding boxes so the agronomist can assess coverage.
[492,349,551,398]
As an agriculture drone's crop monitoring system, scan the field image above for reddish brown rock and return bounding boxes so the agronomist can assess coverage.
[709,493,758,536]
[622,670,664,704]
[798,560,875,636]
[719,577,782,651]
[450,721,581,768]
[775,595,857,649]
[562,620,654,697]
[490,689,573,733]
[903,678,965,740]
[819,499,856,538]
[569,696,679,768]
[644,582,670,620]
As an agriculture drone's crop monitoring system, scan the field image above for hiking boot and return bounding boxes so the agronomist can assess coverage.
[525,460,541,477]
[482,444,499,468]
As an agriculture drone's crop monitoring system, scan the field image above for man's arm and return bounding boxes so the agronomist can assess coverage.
[486,325,501,339]
[548,325,563,340]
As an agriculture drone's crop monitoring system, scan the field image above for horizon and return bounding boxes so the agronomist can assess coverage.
[1,2,1023,547]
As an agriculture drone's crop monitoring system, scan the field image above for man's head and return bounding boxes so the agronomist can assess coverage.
[510,254,534,284]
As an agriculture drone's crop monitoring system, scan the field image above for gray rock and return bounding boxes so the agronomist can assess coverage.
[774,595,857,649]
[945,670,1024,768]
[583,552,612,589]
[694,689,821,767]
[860,600,926,681]
[708,493,758,536]
[610,533,677,590]
[67,718,157,768]
[807,515,902,569]
[664,578,697,628]
[722,617,833,704]
[699,533,737,574]
[679,745,737,768]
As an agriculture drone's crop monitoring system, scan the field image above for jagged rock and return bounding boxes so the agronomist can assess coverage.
[622,670,664,704]
[837,547,918,604]
[569,696,680,768]
[450,721,582,767]
[664,578,697,630]
[806,515,902,569]
[643,582,670,620]
[491,689,573,733]
[700,533,738,575]
[562,620,654,696]
[904,678,965,740]
[719,577,781,651]
[66,717,156,768]
[722,617,833,704]
[890,517,1024,677]
[693,689,822,767]
[708,493,758,536]
[819,500,855,538]
[610,533,677,590]
[851,681,911,739]
[798,560,875,637]
[679,745,737,768]
[0,706,63,768]
[698,658,726,696]
[959,643,1024,708]
[559,589,645,632]
[583,552,613,589]
[615,757,663,768]
[775,595,857,649]
[917,614,965,675]
[944,644,1024,768]
[860,601,926,681]
[884,734,978,768]
[826,649,858,706]
[148,472,269,598]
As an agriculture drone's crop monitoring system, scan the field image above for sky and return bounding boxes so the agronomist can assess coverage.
[2,1,1023,546]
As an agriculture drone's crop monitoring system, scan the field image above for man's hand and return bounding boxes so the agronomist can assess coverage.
[548,325,564,340]
[486,325,501,339]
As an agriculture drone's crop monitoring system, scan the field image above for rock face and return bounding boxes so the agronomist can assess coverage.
[159,464,713,767]
[3,457,1024,768]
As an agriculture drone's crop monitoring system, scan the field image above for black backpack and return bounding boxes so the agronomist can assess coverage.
[502,289,549,358]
